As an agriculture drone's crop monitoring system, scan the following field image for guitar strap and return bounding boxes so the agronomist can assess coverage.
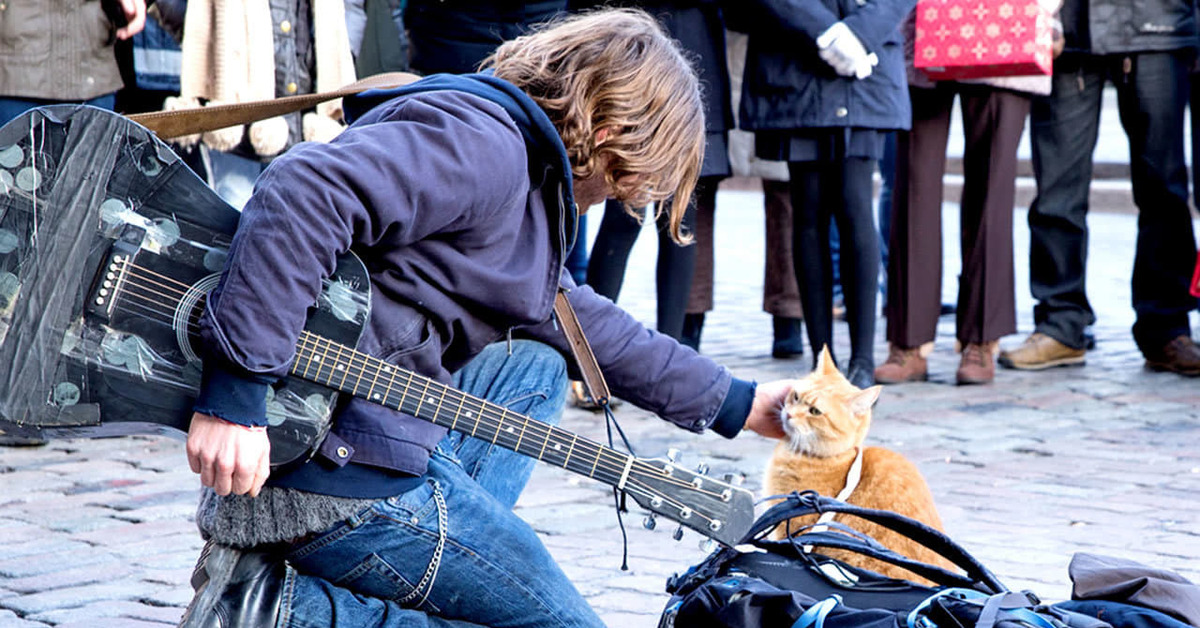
[129,76,614,408]
[554,291,612,407]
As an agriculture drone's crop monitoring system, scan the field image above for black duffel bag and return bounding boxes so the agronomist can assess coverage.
[660,491,1109,628]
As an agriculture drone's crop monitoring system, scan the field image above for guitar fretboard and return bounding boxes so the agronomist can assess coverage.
[291,331,639,489]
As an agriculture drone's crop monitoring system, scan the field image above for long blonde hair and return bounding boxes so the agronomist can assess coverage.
[485,8,704,244]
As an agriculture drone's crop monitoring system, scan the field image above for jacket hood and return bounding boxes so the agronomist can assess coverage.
[344,72,579,259]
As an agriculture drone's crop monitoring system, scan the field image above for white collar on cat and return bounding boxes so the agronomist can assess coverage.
[817,446,864,526]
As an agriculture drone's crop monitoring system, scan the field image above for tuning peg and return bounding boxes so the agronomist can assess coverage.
[699,538,718,553]
[666,448,681,464]
[695,462,710,475]
[642,514,657,530]
[673,525,684,541]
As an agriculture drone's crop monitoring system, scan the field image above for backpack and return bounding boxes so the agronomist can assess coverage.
[660,491,1110,628]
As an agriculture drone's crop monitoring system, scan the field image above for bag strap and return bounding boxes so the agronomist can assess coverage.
[751,492,1006,594]
[554,290,611,406]
[127,72,421,140]
[777,531,980,589]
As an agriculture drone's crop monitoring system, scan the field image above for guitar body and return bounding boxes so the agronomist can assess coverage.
[0,105,368,467]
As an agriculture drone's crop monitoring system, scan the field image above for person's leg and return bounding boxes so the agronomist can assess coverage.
[762,178,805,357]
[1025,53,1104,349]
[283,341,602,627]
[833,156,881,387]
[585,199,644,302]
[1117,50,1199,361]
[654,192,700,340]
[957,86,1025,345]
[885,86,953,349]
[680,177,720,348]
[955,86,1028,384]
[876,131,896,304]
[789,161,836,366]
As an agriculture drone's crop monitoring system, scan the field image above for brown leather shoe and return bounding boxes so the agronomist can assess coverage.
[956,341,997,385]
[873,344,928,384]
[1143,335,1200,376]
[997,333,1085,370]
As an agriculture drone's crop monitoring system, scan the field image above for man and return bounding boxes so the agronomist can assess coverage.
[998,0,1200,375]
[179,9,791,627]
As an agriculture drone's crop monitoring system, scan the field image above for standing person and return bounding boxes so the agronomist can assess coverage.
[732,0,913,388]
[998,0,1200,375]
[0,0,147,124]
[875,9,1057,386]
[178,10,791,627]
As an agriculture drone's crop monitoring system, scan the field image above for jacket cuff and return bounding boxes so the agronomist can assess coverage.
[710,377,755,439]
[194,363,272,428]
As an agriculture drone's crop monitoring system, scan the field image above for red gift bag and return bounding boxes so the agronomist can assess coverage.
[914,0,1053,79]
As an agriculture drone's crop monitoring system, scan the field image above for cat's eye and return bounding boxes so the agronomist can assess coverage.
[808,406,822,416]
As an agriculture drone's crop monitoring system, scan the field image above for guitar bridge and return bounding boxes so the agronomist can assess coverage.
[85,225,146,322]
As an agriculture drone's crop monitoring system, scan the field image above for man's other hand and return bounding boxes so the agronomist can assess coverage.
[186,412,271,497]
[742,379,793,440]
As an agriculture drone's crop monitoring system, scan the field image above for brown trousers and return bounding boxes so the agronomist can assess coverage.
[686,179,803,319]
[884,84,1030,346]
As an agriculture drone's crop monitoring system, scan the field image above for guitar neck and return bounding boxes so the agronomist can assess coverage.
[291,331,637,489]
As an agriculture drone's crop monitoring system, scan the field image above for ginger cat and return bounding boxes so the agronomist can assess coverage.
[763,347,954,584]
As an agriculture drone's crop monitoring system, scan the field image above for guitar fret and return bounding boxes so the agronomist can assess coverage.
[365,355,384,404]
[381,363,397,409]
[513,416,529,453]
[562,433,578,471]
[536,424,552,461]
[450,393,466,432]
[430,382,447,428]
[492,408,505,445]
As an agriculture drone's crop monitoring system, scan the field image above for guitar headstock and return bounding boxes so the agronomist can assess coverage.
[624,452,755,547]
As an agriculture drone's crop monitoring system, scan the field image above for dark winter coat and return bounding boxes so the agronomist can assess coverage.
[729,0,915,132]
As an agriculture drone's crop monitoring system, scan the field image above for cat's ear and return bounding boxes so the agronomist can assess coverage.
[817,346,838,375]
[848,385,883,415]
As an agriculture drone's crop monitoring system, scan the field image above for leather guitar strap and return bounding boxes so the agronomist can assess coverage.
[127,71,420,140]
[128,75,614,408]
[554,291,612,407]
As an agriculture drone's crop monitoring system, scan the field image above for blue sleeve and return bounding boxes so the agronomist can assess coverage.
[521,272,740,435]
[842,0,915,51]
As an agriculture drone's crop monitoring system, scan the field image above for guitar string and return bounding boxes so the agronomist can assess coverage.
[111,261,733,510]
[290,329,728,507]
[109,267,730,530]
[114,262,727,505]
[112,261,704,491]
[291,331,727,530]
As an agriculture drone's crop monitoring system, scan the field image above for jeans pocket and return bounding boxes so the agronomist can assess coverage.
[334,552,442,614]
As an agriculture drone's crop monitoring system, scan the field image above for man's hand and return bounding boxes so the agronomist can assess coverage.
[186,412,271,497]
[741,379,794,440]
[115,0,147,40]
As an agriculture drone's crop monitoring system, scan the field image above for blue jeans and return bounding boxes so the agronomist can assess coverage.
[278,341,604,628]
[1054,600,1192,628]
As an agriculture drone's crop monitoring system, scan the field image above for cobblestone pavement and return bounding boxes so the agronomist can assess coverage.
[0,189,1197,627]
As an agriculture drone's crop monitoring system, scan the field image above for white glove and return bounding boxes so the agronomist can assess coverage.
[816,22,879,79]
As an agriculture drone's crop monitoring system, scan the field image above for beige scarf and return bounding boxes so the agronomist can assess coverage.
[167,0,357,157]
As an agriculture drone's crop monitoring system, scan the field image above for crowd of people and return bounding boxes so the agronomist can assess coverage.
[2,0,1198,625]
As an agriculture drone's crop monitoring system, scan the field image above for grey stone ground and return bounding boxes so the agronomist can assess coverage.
[1,180,1198,626]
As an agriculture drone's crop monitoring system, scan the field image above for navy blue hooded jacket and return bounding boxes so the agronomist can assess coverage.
[194,74,754,497]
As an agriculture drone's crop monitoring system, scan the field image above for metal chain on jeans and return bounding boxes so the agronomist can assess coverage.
[398,482,448,610]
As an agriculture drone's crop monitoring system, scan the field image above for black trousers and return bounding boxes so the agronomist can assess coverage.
[1028,50,1198,353]
[789,157,879,370]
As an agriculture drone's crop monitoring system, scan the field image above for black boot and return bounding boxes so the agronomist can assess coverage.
[771,317,805,359]
[179,541,286,628]
[845,359,876,389]
[681,313,704,351]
